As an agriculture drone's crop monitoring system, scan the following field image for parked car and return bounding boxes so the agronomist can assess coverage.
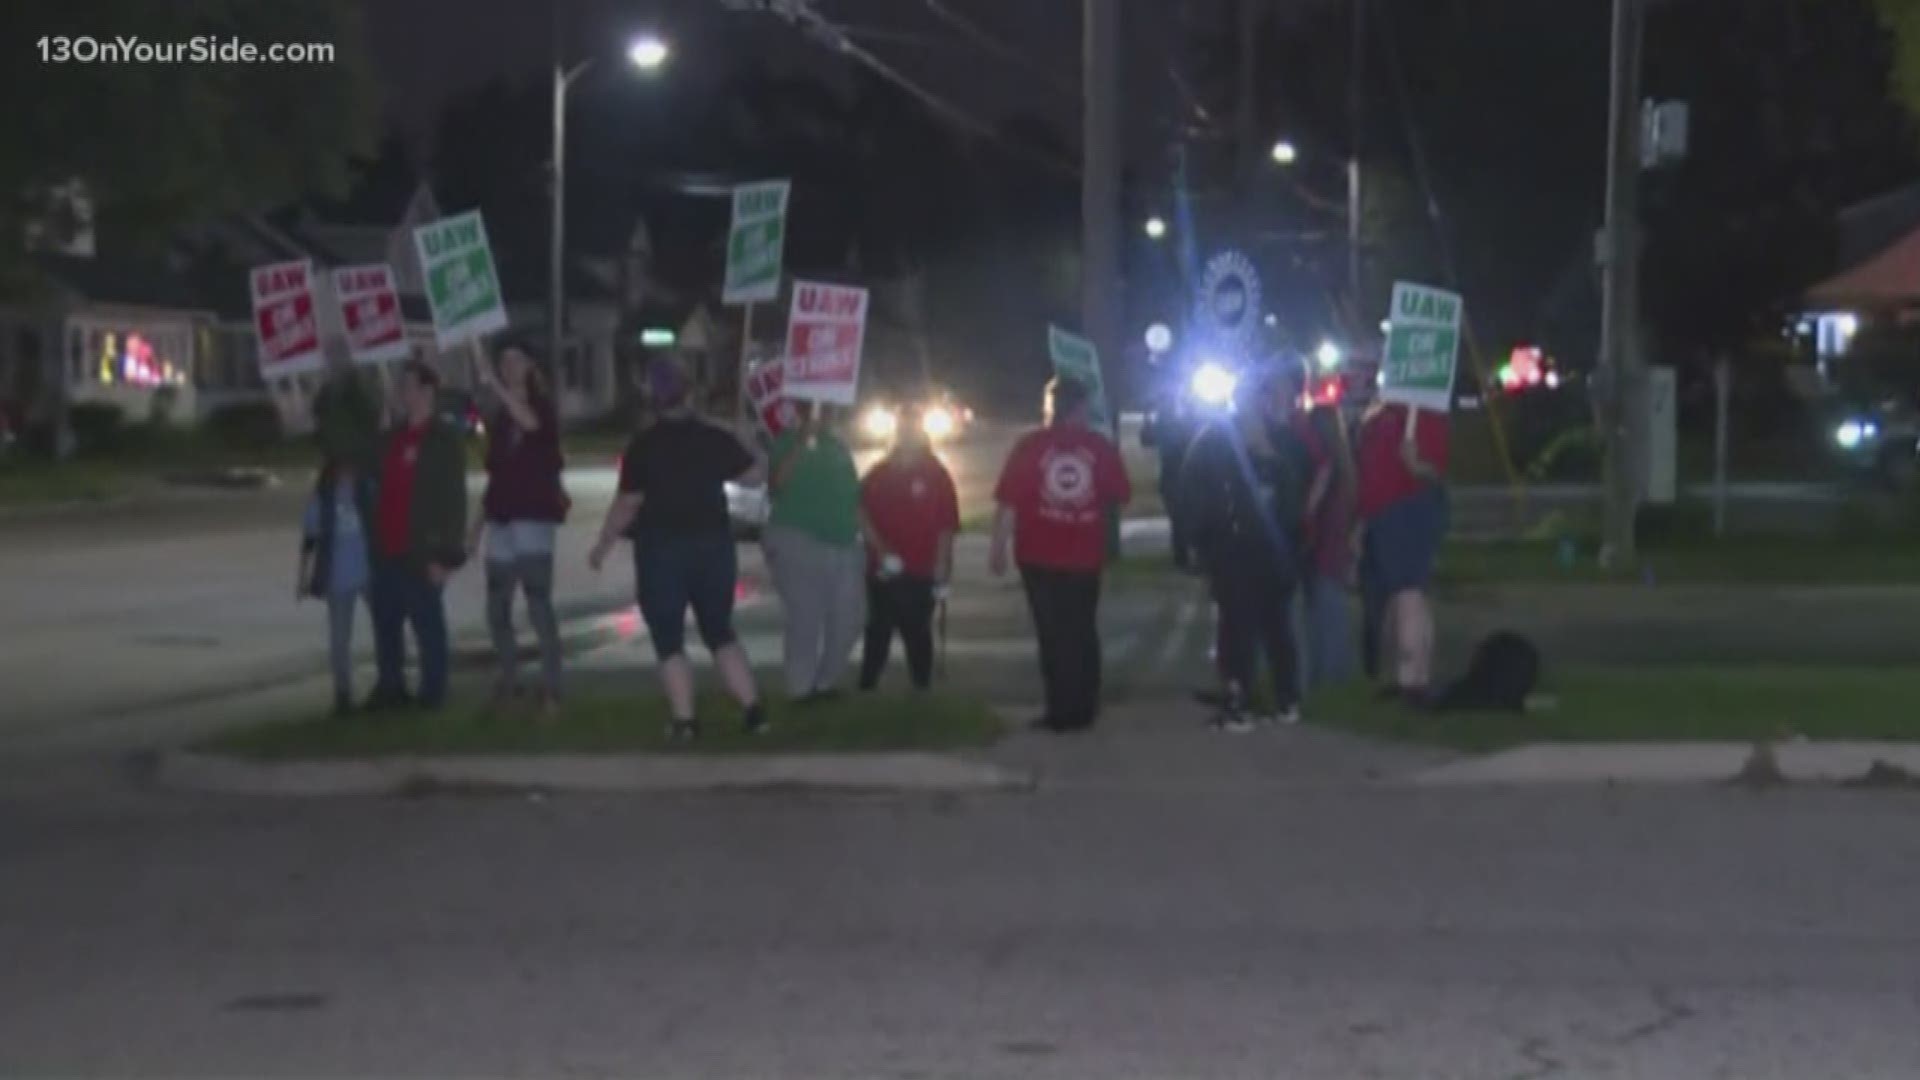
[437,388,486,440]
[1830,396,1920,489]
[725,479,771,538]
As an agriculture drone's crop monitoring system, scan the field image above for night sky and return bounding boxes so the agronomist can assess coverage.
[366,0,1230,160]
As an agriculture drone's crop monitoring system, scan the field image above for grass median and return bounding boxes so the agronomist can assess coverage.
[1438,535,1920,588]
[1311,666,1920,752]
[202,689,1006,761]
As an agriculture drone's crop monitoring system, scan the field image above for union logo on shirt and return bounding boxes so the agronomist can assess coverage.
[1039,447,1096,510]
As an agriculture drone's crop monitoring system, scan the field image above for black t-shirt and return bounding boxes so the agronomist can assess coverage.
[617,417,756,534]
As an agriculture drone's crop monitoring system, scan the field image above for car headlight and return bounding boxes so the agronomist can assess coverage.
[922,405,956,440]
[1837,419,1875,450]
[1190,360,1237,406]
[862,406,898,440]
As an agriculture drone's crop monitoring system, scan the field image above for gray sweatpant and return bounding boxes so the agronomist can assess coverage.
[485,521,563,699]
[764,525,866,697]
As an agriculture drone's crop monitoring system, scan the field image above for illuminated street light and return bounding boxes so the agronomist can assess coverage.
[1144,322,1173,354]
[1316,340,1343,370]
[1270,139,1298,166]
[1144,216,1168,240]
[627,34,671,70]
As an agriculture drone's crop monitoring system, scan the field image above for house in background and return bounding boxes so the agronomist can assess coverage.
[0,182,626,441]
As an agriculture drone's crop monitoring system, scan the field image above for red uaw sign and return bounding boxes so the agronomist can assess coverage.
[250,260,323,376]
[331,263,409,365]
[782,279,868,405]
[746,359,798,436]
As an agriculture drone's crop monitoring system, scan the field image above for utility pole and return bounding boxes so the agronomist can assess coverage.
[548,0,569,378]
[1597,0,1646,565]
[1082,0,1121,388]
[1236,0,1259,200]
[1348,0,1366,321]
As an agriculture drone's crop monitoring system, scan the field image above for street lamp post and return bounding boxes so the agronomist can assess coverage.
[549,28,668,379]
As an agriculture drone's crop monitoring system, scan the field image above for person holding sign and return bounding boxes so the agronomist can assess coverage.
[1355,400,1451,701]
[765,405,866,703]
[991,376,1132,733]
[469,338,569,722]
[367,361,469,712]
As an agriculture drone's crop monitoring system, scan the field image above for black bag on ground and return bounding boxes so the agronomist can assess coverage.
[1432,631,1541,713]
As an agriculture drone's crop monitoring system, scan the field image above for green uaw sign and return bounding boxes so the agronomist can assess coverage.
[413,210,509,348]
[1047,325,1112,432]
[1381,281,1463,412]
[724,179,790,304]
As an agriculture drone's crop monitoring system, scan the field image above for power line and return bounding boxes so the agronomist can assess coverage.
[920,0,1078,100]
[721,0,1080,178]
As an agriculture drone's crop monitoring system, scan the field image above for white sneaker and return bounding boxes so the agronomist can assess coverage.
[1215,713,1257,735]
[1261,706,1302,727]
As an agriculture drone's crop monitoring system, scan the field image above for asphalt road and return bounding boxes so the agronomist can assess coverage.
[6,763,1920,1078]
[0,428,1026,746]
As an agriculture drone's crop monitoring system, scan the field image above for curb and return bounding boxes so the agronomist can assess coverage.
[154,749,1035,798]
[1413,741,1920,788]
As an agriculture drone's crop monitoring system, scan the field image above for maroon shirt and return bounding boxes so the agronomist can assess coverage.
[481,390,567,523]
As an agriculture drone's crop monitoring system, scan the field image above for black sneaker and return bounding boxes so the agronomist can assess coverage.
[742,703,770,736]
[1211,688,1255,735]
[362,688,414,714]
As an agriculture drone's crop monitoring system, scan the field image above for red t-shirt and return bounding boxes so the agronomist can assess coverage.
[861,452,961,578]
[376,422,428,558]
[993,423,1132,572]
[1356,404,1450,520]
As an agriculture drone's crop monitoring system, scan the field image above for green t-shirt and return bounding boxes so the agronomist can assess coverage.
[769,431,861,546]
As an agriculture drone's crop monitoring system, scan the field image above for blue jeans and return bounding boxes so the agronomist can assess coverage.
[370,557,450,707]
[1303,574,1355,690]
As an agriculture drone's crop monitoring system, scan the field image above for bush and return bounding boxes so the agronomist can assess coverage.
[67,402,127,454]
[202,400,284,450]
[1526,426,1604,482]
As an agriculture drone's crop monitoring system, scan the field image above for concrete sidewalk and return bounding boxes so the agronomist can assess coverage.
[1415,741,1920,787]
[154,747,1031,798]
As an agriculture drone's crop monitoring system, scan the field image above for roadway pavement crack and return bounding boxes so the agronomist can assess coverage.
[1608,986,1697,1048]
[1508,1036,1565,1080]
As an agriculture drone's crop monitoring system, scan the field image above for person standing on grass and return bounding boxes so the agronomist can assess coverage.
[588,356,766,742]
[1300,402,1360,689]
[1356,398,1451,703]
[1141,388,1197,570]
[297,458,372,716]
[367,361,468,712]
[469,338,569,722]
[858,404,960,692]
[990,376,1132,734]
[1182,362,1315,732]
[765,403,866,704]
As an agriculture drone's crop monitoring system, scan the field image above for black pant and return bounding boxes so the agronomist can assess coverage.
[1019,565,1103,729]
[1211,556,1300,711]
[1162,479,1193,567]
[860,575,936,690]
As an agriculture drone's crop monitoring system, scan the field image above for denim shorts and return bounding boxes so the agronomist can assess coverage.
[633,529,739,660]
[1362,485,1449,595]
[486,520,558,564]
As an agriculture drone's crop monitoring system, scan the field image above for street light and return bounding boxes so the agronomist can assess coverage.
[1270,139,1299,166]
[627,33,670,70]
[1143,215,1168,240]
[550,31,671,376]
